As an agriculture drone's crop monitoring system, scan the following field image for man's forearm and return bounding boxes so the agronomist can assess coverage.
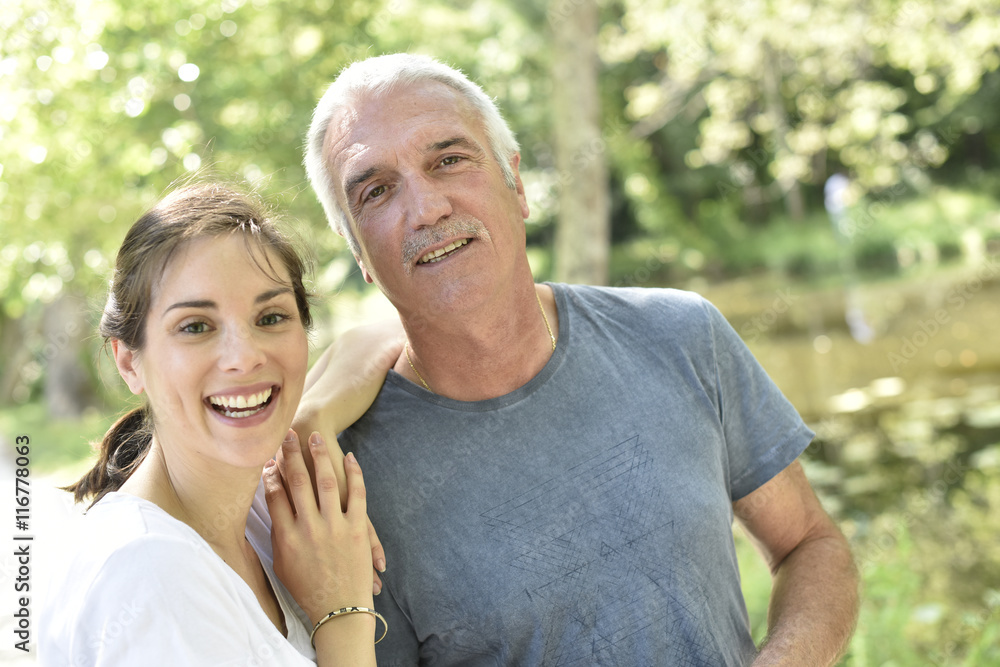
[753,531,859,666]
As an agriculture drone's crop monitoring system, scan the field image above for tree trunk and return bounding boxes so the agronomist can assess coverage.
[0,314,31,404]
[762,41,805,221]
[42,293,92,419]
[550,0,610,285]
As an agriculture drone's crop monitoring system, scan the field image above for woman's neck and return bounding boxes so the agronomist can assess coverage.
[118,439,261,554]
[118,437,287,635]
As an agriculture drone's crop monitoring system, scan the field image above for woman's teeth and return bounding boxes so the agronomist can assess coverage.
[209,388,273,418]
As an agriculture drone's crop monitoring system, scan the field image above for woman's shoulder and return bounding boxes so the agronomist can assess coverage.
[83,493,204,550]
[52,494,218,597]
[40,493,228,662]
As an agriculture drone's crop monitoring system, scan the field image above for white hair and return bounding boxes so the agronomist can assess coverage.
[303,53,520,255]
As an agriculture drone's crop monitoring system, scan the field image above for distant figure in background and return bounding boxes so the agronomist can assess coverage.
[825,172,875,344]
[40,184,401,666]
[260,52,861,666]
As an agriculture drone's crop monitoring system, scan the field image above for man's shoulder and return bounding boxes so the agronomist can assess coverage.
[559,282,707,305]
[555,282,714,322]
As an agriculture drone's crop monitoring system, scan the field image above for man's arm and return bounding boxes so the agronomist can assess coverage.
[733,459,859,666]
[294,318,404,440]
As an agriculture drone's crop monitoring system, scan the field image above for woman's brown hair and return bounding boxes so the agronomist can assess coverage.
[65,183,312,507]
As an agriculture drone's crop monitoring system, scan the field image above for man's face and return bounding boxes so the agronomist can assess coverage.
[323,81,530,320]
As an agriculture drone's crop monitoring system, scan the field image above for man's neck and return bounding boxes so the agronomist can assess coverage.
[397,282,559,401]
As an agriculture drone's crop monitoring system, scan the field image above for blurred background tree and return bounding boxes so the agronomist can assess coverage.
[3,0,1000,663]
[4,0,1000,411]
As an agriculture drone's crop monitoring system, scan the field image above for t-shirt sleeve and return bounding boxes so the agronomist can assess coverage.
[373,580,422,665]
[700,297,814,500]
[65,537,310,666]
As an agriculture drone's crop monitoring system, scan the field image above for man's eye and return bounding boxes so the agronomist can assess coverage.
[441,156,461,166]
[181,322,208,334]
[366,184,386,201]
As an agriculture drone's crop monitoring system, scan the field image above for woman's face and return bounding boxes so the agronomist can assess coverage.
[119,234,308,471]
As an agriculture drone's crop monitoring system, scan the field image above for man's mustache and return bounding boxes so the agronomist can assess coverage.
[401,216,492,270]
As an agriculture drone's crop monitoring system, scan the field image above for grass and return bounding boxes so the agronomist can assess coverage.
[0,402,116,473]
[737,513,1000,665]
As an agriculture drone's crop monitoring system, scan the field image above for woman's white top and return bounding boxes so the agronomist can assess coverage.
[39,491,315,666]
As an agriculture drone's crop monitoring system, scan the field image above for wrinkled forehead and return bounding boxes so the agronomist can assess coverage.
[321,81,482,192]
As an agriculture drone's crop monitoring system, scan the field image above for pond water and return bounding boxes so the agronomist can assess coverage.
[699,263,1000,616]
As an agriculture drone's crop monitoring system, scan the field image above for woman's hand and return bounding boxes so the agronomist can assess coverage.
[288,319,402,596]
[264,429,377,661]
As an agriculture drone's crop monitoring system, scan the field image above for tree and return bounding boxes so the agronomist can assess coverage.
[549,0,610,285]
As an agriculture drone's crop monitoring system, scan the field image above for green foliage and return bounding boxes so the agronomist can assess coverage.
[4,5,1000,660]
[597,0,1000,276]
[0,0,542,404]
[738,497,1000,666]
[0,401,116,472]
[4,0,1000,340]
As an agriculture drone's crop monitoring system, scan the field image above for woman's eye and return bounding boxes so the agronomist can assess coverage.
[181,321,208,334]
[259,313,286,326]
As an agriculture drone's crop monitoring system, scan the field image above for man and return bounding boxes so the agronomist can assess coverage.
[298,52,858,665]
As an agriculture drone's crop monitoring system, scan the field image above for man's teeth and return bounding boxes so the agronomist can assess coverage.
[209,388,272,418]
[418,238,469,264]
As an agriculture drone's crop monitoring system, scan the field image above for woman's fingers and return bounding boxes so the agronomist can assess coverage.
[279,428,316,515]
[369,517,385,596]
[343,452,368,519]
[308,432,342,514]
[268,440,377,620]
[262,460,293,527]
[369,517,386,574]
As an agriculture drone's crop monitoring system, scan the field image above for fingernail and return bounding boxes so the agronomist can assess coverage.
[346,452,357,465]
[310,432,323,447]
[284,429,295,442]
[376,558,386,573]
[263,459,276,469]
[373,580,382,595]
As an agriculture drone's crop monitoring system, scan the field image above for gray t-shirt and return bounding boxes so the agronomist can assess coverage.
[340,284,813,666]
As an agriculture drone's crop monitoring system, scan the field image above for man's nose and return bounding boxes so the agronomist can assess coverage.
[406,174,452,229]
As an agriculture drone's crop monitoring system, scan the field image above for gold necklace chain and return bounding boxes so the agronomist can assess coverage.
[404,341,431,391]
[405,288,556,393]
[536,289,556,352]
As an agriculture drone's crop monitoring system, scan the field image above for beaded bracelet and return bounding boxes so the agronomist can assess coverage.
[309,606,388,648]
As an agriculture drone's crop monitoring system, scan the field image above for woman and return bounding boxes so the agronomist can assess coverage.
[39,183,399,665]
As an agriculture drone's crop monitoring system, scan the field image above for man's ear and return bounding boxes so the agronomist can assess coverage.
[509,153,530,220]
[111,339,145,395]
[355,254,375,284]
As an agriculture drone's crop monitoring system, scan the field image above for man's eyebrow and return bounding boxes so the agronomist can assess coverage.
[344,166,380,199]
[428,137,482,154]
[162,288,292,316]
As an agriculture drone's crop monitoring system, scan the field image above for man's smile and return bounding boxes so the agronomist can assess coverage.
[417,238,471,265]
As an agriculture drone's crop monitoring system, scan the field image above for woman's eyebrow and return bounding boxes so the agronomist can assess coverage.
[163,299,216,315]
[161,288,292,316]
[255,287,293,304]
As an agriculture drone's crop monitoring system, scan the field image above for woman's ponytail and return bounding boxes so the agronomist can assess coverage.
[63,406,152,508]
